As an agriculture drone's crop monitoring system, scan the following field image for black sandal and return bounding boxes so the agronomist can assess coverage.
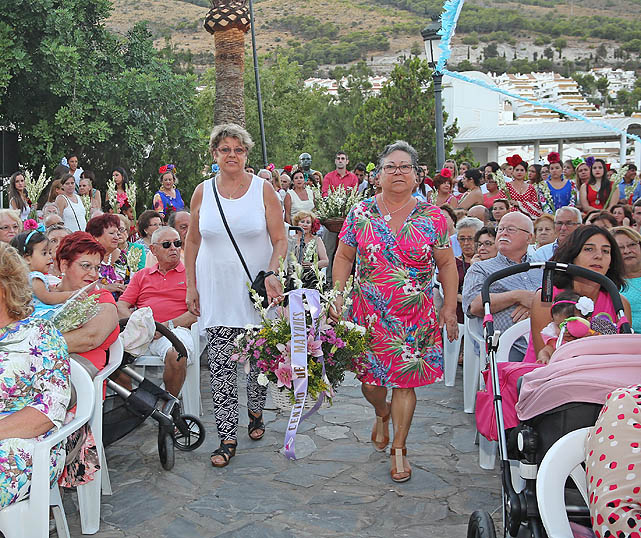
[248,411,265,441]
[210,441,237,468]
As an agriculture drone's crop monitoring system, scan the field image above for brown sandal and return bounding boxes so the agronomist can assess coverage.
[371,410,391,452]
[390,447,411,483]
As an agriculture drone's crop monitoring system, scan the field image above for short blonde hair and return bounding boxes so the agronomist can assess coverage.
[292,210,315,226]
[209,123,254,155]
[534,213,554,230]
[0,242,33,320]
[611,226,641,244]
[0,209,22,230]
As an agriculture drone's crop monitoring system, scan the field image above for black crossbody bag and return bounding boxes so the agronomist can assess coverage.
[212,178,274,308]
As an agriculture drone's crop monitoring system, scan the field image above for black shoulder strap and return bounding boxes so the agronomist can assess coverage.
[211,177,253,281]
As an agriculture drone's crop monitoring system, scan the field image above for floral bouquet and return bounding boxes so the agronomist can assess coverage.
[606,164,630,207]
[24,166,49,220]
[81,194,92,221]
[232,258,371,406]
[126,245,143,274]
[311,184,364,233]
[49,282,101,333]
[106,177,119,213]
[125,182,137,219]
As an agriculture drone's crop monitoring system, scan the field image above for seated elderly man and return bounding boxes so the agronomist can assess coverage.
[531,206,581,261]
[462,212,543,361]
[168,210,190,244]
[117,226,195,397]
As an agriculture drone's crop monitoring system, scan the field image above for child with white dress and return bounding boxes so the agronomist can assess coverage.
[10,229,79,318]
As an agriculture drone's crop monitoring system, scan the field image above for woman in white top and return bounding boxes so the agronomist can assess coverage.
[8,171,30,221]
[55,173,86,232]
[185,123,287,469]
[284,169,315,224]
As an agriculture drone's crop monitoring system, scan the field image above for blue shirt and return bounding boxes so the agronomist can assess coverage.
[618,181,641,204]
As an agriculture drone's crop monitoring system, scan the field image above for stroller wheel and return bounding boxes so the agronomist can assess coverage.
[467,510,497,538]
[158,428,175,470]
[173,414,206,451]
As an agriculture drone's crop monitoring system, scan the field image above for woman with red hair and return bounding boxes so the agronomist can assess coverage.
[55,232,119,370]
[86,214,128,298]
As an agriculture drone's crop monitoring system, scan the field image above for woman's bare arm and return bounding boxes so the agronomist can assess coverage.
[63,302,118,353]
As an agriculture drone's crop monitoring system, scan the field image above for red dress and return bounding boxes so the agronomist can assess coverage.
[77,289,120,370]
[586,184,605,210]
[483,191,504,209]
[506,182,542,218]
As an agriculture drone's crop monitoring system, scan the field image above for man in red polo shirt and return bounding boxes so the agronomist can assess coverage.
[321,151,359,196]
[118,226,196,397]
[321,151,359,282]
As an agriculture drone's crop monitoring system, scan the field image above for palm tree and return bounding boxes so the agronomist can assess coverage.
[204,0,250,126]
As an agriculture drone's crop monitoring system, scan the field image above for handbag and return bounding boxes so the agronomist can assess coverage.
[211,177,274,308]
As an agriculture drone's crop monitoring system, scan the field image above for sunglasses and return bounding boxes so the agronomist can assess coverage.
[157,240,182,249]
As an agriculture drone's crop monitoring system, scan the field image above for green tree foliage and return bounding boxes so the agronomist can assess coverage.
[344,57,458,166]
[0,1,204,208]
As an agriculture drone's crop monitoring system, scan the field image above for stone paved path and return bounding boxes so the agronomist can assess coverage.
[64,361,502,537]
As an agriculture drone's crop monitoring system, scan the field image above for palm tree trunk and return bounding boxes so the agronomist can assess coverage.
[213,27,246,126]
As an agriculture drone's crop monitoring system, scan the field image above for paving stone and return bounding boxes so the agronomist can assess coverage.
[215,522,297,538]
[431,424,448,435]
[269,419,316,434]
[315,425,349,440]
[273,461,352,487]
[278,433,317,459]
[450,426,478,453]
[318,403,369,425]
[448,486,502,515]
[311,442,374,463]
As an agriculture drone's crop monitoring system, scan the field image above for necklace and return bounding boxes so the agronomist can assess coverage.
[379,195,414,222]
[217,177,244,200]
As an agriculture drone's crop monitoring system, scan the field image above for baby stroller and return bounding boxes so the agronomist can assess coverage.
[102,319,205,470]
[467,261,634,538]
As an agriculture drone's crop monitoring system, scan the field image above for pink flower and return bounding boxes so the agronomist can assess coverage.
[255,338,266,347]
[307,335,323,358]
[23,219,38,230]
[275,364,293,388]
[230,353,241,363]
[276,342,291,364]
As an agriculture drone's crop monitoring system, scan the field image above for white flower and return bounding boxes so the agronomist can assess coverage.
[576,296,594,316]
[257,373,269,386]
[402,283,420,295]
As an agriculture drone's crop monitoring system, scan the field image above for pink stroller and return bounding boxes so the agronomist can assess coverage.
[467,261,639,538]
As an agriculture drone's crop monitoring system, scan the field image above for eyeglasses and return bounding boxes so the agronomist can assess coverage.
[477,240,495,248]
[496,225,530,234]
[554,221,580,228]
[77,261,101,274]
[0,224,20,232]
[382,164,414,175]
[458,237,475,243]
[156,240,182,249]
[217,147,246,155]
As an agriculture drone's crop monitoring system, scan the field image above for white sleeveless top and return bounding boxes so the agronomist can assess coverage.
[196,176,273,329]
[288,187,315,218]
[61,195,86,231]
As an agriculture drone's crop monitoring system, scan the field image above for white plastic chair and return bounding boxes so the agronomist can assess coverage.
[0,361,95,538]
[479,319,531,470]
[443,322,464,387]
[76,337,124,534]
[536,427,590,538]
[463,315,486,413]
[135,321,202,416]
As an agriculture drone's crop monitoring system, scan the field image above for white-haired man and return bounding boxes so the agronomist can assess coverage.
[531,206,582,262]
[462,212,542,361]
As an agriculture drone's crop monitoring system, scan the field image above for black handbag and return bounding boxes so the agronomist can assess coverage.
[211,178,274,308]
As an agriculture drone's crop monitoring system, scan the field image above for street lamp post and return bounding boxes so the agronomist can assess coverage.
[248,0,268,168]
[421,22,445,171]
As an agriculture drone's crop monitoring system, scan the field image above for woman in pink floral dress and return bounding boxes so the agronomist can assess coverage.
[331,141,459,483]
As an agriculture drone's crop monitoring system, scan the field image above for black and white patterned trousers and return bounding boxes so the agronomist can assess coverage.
[206,326,267,442]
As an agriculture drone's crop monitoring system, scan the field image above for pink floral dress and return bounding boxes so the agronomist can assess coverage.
[339,198,449,388]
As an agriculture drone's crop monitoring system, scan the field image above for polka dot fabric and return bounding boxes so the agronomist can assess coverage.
[586,384,641,538]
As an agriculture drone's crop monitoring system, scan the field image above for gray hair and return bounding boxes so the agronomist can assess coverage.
[0,209,21,228]
[377,140,419,170]
[168,210,190,228]
[257,169,271,180]
[45,224,71,236]
[41,202,59,215]
[209,123,255,155]
[456,216,484,234]
[151,225,179,244]
[555,206,581,223]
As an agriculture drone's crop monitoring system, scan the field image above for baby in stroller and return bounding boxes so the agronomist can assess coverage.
[537,291,616,364]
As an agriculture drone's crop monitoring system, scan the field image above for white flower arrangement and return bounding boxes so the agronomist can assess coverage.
[606,165,630,207]
[51,283,101,333]
[126,247,143,274]
[125,182,137,218]
[23,166,49,219]
[81,194,92,221]
[106,177,119,213]
[310,184,364,220]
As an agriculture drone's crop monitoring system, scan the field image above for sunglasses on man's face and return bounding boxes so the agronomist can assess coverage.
[157,240,182,249]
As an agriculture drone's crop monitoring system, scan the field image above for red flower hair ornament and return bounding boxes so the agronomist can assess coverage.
[547,152,561,164]
[158,164,176,175]
[506,154,524,167]
[439,167,452,179]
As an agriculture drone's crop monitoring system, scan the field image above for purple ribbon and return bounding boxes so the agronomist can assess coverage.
[283,288,322,460]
